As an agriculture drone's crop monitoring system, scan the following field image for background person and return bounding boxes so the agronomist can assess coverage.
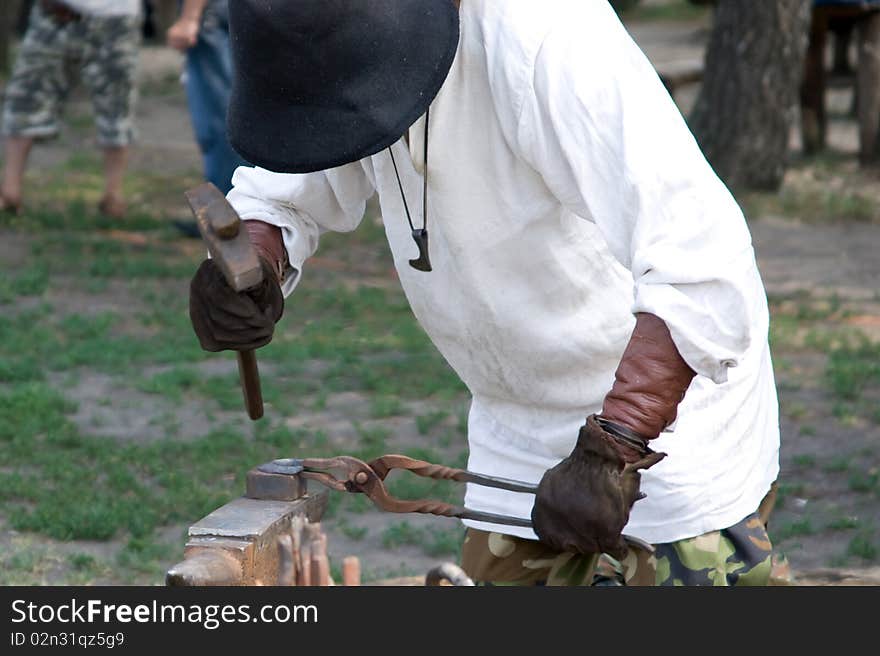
[0,0,142,218]
[167,0,246,237]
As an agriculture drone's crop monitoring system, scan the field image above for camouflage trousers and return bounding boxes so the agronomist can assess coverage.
[2,3,141,147]
[461,484,794,586]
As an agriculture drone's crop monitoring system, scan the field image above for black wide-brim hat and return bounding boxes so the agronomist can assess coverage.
[227,0,461,174]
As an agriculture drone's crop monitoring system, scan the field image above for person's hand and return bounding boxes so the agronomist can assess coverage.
[530,415,665,559]
[189,258,284,352]
[167,16,200,52]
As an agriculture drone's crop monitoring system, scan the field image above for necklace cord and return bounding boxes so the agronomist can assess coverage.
[387,109,432,272]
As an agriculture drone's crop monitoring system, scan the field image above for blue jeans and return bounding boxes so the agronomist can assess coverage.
[185,1,246,194]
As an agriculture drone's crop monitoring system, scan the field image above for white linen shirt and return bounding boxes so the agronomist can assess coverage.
[63,1,141,17]
[227,0,780,545]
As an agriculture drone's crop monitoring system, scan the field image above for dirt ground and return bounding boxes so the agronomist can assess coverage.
[1,7,879,586]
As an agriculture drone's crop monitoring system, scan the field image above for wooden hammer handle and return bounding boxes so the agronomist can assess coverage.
[237,350,264,420]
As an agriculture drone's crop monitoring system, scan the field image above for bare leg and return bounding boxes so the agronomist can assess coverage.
[1,136,34,211]
[100,145,129,218]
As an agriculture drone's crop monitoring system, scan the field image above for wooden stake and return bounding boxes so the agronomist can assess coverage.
[342,557,361,587]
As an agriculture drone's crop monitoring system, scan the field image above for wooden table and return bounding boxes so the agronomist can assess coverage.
[801,1,880,163]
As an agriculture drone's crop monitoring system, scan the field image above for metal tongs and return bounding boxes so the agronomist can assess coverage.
[258,454,654,554]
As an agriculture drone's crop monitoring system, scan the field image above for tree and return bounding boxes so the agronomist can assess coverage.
[689,0,812,191]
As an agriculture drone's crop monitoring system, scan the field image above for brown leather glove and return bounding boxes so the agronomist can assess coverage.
[189,221,288,352]
[532,314,696,557]
[531,415,665,559]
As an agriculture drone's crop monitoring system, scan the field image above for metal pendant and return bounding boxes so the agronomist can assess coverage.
[408,228,432,272]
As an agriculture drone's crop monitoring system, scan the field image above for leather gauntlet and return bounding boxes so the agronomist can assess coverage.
[244,220,289,285]
[531,415,665,559]
[601,313,696,442]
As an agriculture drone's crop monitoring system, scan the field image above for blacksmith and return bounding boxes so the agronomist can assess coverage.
[189,0,785,586]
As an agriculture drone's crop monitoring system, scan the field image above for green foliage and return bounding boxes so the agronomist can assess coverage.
[846,531,878,561]
[0,263,50,299]
[744,187,878,225]
[416,411,449,435]
[336,518,369,542]
[825,338,880,401]
[423,525,466,558]
[827,517,861,531]
[380,521,464,558]
[848,470,880,494]
[0,383,332,541]
[381,521,423,549]
[68,553,98,572]
[792,454,816,468]
[370,395,404,419]
[137,367,202,402]
[824,457,851,473]
[772,518,815,542]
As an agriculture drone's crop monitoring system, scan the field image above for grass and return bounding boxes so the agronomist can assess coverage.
[820,336,880,426]
[0,534,116,586]
[0,263,50,299]
[847,470,879,494]
[360,562,423,584]
[775,482,806,507]
[370,395,405,419]
[783,401,809,422]
[743,179,879,225]
[380,521,424,549]
[336,518,369,542]
[827,517,861,531]
[772,518,816,542]
[136,367,203,402]
[824,457,852,473]
[0,381,343,545]
[769,289,880,427]
[825,338,880,402]
[781,188,876,223]
[380,521,465,558]
[792,454,817,468]
[416,411,449,435]
[846,531,878,561]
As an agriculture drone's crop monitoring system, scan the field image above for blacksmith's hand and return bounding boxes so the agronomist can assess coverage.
[531,415,664,559]
[532,313,696,558]
[189,221,287,352]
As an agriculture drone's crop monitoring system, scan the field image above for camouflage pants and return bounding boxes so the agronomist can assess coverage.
[461,484,793,586]
[2,4,141,147]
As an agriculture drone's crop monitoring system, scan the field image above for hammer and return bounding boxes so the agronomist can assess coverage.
[185,182,265,421]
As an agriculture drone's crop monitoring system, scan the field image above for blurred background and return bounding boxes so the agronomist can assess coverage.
[0,0,878,585]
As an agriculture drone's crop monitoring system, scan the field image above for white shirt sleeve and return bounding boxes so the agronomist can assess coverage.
[226,162,376,296]
[514,5,769,384]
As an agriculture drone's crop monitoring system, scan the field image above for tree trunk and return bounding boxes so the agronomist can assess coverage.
[689,0,812,191]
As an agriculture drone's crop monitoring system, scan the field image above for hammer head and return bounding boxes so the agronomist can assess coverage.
[185,183,264,292]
